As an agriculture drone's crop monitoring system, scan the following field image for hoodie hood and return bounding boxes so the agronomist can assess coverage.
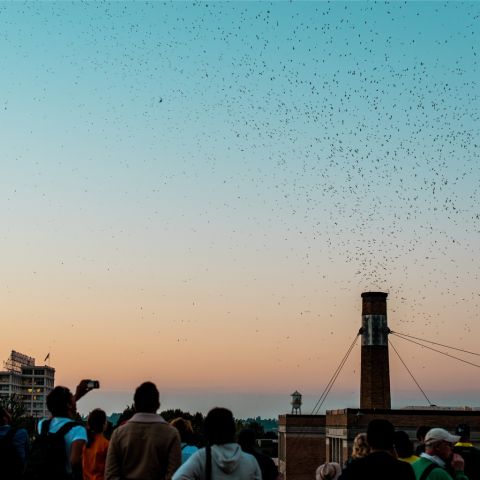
[211,443,243,474]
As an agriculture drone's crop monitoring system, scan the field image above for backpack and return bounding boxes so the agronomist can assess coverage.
[0,427,23,479]
[24,419,79,480]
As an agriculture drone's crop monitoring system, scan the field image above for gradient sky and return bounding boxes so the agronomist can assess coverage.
[1,1,479,417]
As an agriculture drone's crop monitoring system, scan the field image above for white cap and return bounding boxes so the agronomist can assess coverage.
[425,428,460,445]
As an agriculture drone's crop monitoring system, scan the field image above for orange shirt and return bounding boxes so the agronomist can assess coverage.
[83,433,109,480]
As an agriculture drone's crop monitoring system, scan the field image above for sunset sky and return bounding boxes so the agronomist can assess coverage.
[1,2,479,417]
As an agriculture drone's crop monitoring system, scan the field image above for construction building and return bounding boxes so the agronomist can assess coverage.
[0,350,55,418]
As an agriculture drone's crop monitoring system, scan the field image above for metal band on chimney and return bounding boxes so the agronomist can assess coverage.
[361,315,389,346]
[360,291,390,346]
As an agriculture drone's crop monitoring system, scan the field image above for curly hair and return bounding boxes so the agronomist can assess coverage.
[352,433,370,459]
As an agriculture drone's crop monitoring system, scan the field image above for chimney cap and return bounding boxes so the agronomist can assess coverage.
[361,292,388,298]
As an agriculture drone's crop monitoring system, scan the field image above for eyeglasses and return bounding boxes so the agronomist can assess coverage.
[426,440,454,448]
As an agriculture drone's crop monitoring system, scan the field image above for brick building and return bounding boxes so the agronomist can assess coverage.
[278,415,326,480]
[277,292,480,480]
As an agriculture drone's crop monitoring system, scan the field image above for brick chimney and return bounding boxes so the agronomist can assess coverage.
[360,292,391,409]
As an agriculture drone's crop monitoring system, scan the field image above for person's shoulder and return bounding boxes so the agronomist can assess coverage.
[109,422,129,441]
[37,417,48,432]
[190,447,204,459]
[39,416,69,433]
[395,457,414,470]
[355,452,402,469]
[184,444,199,453]
[154,421,182,438]
[181,446,204,467]
[240,450,258,462]
[68,423,88,441]
[411,457,443,480]
[149,420,177,431]
[13,427,28,440]
[344,456,363,468]
[241,450,262,472]
[426,467,454,480]
[49,416,74,430]
[56,417,87,437]
[411,456,429,471]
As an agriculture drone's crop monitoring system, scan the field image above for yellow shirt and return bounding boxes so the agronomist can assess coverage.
[399,455,420,464]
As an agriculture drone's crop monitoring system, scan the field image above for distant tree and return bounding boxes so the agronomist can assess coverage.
[20,415,37,437]
[244,420,265,439]
[0,394,38,438]
[235,419,246,435]
[191,411,204,433]
[115,403,135,427]
[0,394,26,426]
[160,409,187,423]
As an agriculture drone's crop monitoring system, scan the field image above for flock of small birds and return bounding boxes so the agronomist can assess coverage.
[2,2,479,380]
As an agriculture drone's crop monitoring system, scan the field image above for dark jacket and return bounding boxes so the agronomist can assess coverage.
[339,451,415,480]
[454,443,480,480]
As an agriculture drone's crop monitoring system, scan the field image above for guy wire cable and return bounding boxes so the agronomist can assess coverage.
[388,339,433,406]
[285,331,360,458]
[390,332,480,369]
[310,332,360,416]
[390,330,480,357]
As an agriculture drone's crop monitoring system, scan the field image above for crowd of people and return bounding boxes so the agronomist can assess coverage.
[317,419,480,480]
[1,380,480,480]
[0,380,279,480]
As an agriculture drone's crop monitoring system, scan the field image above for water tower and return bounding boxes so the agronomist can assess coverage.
[290,390,302,414]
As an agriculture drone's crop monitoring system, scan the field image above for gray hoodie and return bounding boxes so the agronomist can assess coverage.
[173,443,262,480]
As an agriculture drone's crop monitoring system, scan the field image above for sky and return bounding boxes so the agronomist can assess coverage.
[1,1,479,418]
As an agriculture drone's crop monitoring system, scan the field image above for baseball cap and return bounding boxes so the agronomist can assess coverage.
[425,428,460,445]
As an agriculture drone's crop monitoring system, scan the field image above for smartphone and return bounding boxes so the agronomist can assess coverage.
[87,380,100,389]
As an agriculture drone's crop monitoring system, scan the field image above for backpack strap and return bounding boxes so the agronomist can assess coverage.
[55,421,80,438]
[419,462,439,480]
[205,445,212,480]
[40,419,79,437]
[40,418,52,436]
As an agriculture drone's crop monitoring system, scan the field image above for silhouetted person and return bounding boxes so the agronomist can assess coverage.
[83,409,109,480]
[316,462,341,480]
[412,428,467,480]
[170,418,199,464]
[173,408,261,480]
[394,430,419,464]
[0,406,29,478]
[238,428,279,480]
[454,424,480,480]
[105,382,181,480]
[343,433,370,469]
[415,425,430,456]
[36,382,91,480]
[339,419,415,480]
